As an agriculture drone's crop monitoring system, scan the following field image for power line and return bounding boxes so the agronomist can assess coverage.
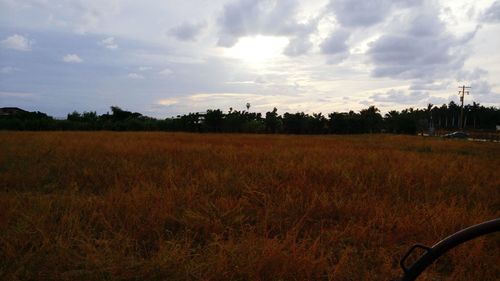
[458,85,471,129]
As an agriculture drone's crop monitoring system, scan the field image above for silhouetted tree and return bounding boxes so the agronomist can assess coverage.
[264,108,282,133]
[204,109,224,132]
[2,103,498,133]
[283,112,308,134]
[328,112,349,134]
[360,106,383,133]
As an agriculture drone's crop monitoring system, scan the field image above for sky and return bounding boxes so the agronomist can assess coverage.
[0,0,499,118]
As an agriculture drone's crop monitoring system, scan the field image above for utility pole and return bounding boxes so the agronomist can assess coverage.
[458,85,470,129]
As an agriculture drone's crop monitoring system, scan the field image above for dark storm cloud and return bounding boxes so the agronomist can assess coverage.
[216,0,316,56]
[168,22,205,42]
[320,0,424,63]
[369,35,460,79]
[368,9,478,80]
[327,0,422,28]
[482,1,500,23]
[319,28,350,63]
[320,28,350,55]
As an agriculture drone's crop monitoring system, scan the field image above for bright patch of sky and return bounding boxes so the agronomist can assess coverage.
[0,0,499,117]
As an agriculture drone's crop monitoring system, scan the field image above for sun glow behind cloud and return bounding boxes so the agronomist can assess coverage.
[225,36,289,65]
[0,0,499,117]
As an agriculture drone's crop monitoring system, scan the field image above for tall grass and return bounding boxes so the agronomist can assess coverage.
[0,132,498,281]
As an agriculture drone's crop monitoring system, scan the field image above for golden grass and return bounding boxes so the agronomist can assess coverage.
[0,132,499,281]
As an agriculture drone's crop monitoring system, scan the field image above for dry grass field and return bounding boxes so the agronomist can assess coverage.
[0,132,499,281]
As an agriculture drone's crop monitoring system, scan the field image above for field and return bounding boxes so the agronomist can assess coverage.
[0,132,499,281]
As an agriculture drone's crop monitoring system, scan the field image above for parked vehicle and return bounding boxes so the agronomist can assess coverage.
[442,131,469,139]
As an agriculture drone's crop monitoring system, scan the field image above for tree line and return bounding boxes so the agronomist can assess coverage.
[1,102,499,134]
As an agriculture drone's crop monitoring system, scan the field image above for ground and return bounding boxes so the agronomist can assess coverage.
[0,132,499,281]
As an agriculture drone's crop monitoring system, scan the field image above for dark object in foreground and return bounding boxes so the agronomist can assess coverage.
[442,131,469,139]
[397,218,500,281]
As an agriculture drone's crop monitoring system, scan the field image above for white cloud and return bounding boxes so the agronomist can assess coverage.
[327,0,421,28]
[367,5,478,80]
[71,0,122,34]
[189,92,260,101]
[169,22,206,41]
[369,89,429,104]
[482,0,500,23]
[159,68,173,76]
[127,73,144,79]
[62,54,83,63]
[0,66,19,74]
[157,98,178,106]
[0,91,35,98]
[0,34,33,51]
[0,0,499,115]
[98,37,118,49]
[283,36,313,57]
[469,80,500,103]
[216,0,317,56]
[1,0,49,9]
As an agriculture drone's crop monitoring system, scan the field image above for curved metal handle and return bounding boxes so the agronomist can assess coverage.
[400,244,431,273]
[398,218,500,281]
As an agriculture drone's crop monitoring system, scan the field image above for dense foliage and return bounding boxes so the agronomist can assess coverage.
[1,102,499,134]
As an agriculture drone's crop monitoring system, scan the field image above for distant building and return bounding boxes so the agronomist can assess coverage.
[0,107,28,116]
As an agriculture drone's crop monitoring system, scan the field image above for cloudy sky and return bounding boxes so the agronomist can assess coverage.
[1,0,499,117]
